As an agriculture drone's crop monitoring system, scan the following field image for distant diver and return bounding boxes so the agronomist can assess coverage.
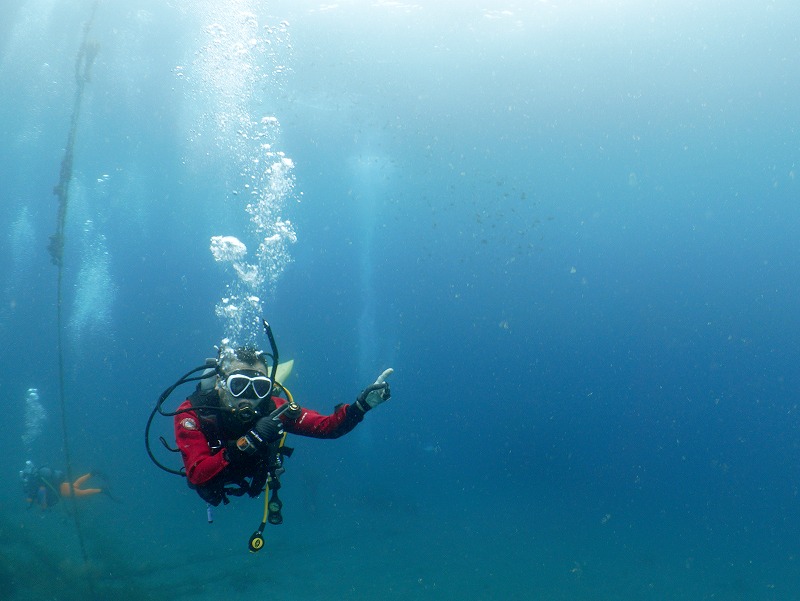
[20,461,116,510]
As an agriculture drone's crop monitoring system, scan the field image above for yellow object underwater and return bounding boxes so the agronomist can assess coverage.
[274,358,293,383]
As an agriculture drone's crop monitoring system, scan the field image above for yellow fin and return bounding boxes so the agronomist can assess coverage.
[274,359,294,383]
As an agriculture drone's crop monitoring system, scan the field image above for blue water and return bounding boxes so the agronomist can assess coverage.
[2,1,800,599]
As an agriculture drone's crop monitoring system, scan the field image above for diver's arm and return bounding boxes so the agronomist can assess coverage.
[174,402,229,485]
[278,369,393,439]
[279,398,364,439]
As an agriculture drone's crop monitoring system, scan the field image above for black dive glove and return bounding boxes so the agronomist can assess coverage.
[354,368,394,414]
[236,417,284,455]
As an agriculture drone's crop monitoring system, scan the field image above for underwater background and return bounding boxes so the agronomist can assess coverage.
[2,0,800,599]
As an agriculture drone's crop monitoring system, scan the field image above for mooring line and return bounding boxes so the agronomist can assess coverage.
[49,0,100,574]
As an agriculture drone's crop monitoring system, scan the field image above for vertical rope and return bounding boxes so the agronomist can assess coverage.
[49,1,100,574]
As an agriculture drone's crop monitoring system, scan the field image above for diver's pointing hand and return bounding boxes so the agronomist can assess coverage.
[374,368,393,387]
[355,368,394,413]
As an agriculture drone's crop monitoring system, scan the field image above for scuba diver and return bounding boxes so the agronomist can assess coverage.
[20,461,112,510]
[155,321,393,528]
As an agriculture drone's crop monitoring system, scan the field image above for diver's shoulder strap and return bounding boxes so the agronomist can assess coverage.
[188,389,225,451]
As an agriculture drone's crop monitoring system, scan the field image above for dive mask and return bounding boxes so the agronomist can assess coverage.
[224,370,273,400]
[221,369,273,423]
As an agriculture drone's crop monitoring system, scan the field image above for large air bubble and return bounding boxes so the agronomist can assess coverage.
[181,4,297,345]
